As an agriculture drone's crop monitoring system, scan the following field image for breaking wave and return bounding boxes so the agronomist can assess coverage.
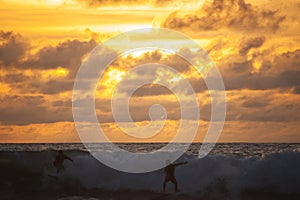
[1,150,300,199]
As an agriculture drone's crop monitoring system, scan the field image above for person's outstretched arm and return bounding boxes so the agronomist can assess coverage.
[174,161,188,167]
[65,155,73,162]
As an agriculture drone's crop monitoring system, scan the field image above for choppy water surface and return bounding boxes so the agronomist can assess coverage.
[0,143,299,200]
[1,143,299,158]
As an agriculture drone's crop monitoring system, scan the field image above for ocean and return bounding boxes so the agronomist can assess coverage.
[0,143,299,200]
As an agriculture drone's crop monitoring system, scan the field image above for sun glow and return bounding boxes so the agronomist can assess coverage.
[97,68,126,98]
[107,69,125,83]
[252,60,262,73]
[0,83,10,94]
[3,0,64,6]
[44,0,63,5]
[41,67,69,79]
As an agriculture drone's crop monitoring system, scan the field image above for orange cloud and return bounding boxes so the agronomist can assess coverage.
[162,0,285,32]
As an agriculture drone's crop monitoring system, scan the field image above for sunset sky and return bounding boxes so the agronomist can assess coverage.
[0,0,299,143]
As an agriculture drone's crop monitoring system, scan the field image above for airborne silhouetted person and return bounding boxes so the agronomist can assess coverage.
[53,150,73,173]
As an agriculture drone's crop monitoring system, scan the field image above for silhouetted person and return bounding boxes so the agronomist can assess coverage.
[163,160,187,192]
[53,150,73,173]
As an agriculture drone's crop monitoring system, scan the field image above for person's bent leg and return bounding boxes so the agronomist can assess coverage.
[171,178,178,192]
[56,165,64,174]
[163,179,167,192]
[54,162,59,173]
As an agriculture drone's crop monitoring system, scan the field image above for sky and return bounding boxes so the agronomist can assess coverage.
[0,0,299,143]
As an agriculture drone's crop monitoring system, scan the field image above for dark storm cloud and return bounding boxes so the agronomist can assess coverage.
[1,72,28,83]
[241,99,269,108]
[236,102,300,122]
[0,33,98,94]
[165,49,299,92]
[1,71,75,95]
[24,39,97,72]
[224,61,253,74]
[268,49,300,74]
[1,28,299,126]
[224,90,300,122]
[0,106,72,125]
[96,96,182,123]
[162,0,285,32]
[0,95,72,125]
[108,48,300,97]
[0,30,29,66]
[0,95,45,106]
[129,99,181,122]
[29,79,75,94]
[239,37,265,55]
[131,85,172,97]
[2,34,297,96]
[0,29,97,76]
[52,100,72,107]
[214,49,300,91]
[222,70,300,90]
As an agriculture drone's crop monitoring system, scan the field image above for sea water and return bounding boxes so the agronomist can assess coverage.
[0,143,299,200]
